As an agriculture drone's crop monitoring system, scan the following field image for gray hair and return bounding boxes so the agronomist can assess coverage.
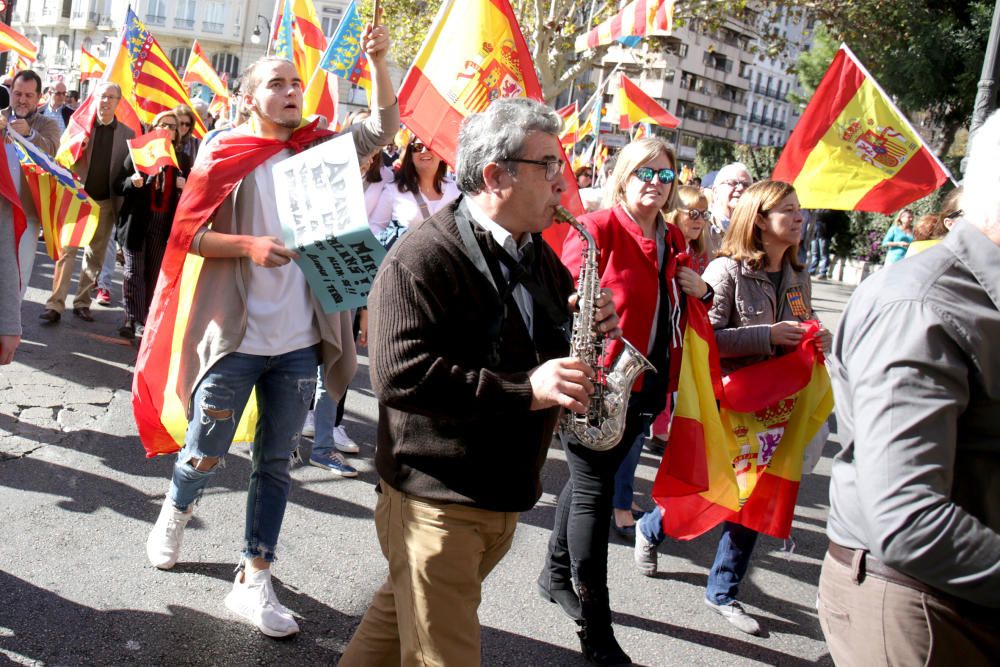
[962,110,1000,234]
[94,81,123,98]
[456,97,561,194]
[713,162,752,191]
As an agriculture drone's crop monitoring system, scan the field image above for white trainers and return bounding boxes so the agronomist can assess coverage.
[146,498,193,570]
[301,411,316,438]
[634,528,658,576]
[332,425,360,453]
[704,598,761,636]
[225,567,300,637]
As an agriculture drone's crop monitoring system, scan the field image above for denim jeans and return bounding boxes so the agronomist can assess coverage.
[311,364,341,458]
[705,521,759,604]
[809,236,830,277]
[168,345,319,562]
[611,426,650,510]
[98,236,116,291]
[637,505,665,544]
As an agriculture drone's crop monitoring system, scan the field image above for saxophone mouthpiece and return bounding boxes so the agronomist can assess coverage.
[553,205,575,224]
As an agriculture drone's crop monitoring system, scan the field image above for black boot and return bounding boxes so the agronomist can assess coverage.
[537,570,583,621]
[574,564,632,666]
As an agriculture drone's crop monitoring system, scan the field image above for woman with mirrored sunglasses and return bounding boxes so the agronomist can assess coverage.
[539,138,710,666]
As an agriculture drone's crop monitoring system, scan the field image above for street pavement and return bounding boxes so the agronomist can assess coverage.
[0,243,855,666]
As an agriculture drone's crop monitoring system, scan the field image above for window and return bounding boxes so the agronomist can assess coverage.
[170,47,191,71]
[203,1,224,33]
[212,53,241,79]
[321,6,344,37]
[175,0,196,29]
[680,133,698,149]
[146,0,166,24]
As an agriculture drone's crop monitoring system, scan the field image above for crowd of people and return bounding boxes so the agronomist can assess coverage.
[0,14,997,666]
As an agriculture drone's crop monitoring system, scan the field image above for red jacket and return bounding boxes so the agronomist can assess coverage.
[559,204,689,392]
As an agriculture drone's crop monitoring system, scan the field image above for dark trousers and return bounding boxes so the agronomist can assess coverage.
[122,209,172,324]
[543,406,651,616]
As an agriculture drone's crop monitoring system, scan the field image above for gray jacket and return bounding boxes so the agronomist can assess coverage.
[702,255,815,374]
[826,221,1000,607]
[0,199,20,336]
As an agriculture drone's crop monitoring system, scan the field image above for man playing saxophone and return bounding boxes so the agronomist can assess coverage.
[339,98,619,667]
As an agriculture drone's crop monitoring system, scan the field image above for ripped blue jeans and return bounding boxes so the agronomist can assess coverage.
[168,345,319,562]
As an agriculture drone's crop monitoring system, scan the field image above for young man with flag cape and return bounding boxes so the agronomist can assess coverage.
[138,18,399,638]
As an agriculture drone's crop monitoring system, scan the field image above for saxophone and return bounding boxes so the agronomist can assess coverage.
[554,206,655,451]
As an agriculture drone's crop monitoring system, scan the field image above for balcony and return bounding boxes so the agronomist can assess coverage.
[98,15,115,30]
[70,10,98,29]
[175,18,195,29]
[203,21,224,34]
[145,14,166,26]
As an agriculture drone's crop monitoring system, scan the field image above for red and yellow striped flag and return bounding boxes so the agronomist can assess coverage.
[772,45,952,213]
[615,74,678,130]
[128,129,179,176]
[181,41,227,99]
[575,0,673,52]
[79,47,105,81]
[0,22,38,61]
[273,0,327,85]
[651,304,833,540]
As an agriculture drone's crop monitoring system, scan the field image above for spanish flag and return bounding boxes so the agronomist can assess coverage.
[9,130,98,261]
[0,22,38,62]
[771,44,952,213]
[574,0,673,52]
[181,41,227,99]
[128,130,179,176]
[79,47,105,81]
[651,303,833,540]
[615,74,679,130]
[272,0,327,86]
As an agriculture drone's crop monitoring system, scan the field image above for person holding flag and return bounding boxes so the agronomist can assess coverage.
[141,12,398,638]
[115,110,191,339]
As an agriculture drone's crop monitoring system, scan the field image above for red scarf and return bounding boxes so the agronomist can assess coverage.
[133,120,332,455]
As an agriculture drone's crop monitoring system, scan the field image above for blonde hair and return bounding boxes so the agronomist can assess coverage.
[602,137,678,212]
[718,180,803,272]
[666,185,709,254]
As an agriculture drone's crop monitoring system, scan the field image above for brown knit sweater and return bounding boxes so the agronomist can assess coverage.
[368,197,575,512]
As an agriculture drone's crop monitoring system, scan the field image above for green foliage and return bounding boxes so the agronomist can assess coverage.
[694,139,736,177]
[833,188,949,262]
[733,144,782,180]
[789,23,838,106]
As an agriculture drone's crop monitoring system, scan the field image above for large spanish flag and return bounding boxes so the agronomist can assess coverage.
[0,22,38,61]
[651,303,833,540]
[575,0,673,52]
[615,74,679,130]
[398,0,583,237]
[181,41,227,99]
[772,45,952,213]
[128,129,179,176]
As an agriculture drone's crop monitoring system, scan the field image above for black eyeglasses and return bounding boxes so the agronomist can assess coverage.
[633,166,675,185]
[942,209,963,220]
[505,157,564,182]
[681,208,708,220]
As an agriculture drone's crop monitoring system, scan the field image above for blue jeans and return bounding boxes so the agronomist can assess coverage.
[312,364,340,458]
[809,236,830,276]
[98,236,116,291]
[612,424,650,510]
[168,345,319,562]
[706,521,759,604]
[637,505,665,544]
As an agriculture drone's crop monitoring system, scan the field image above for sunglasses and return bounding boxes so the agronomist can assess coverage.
[178,120,192,127]
[633,166,675,185]
[681,208,708,220]
[410,142,429,153]
[157,122,177,129]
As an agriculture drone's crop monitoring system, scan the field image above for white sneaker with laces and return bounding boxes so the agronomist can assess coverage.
[332,425,360,453]
[301,411,316,438]
[704,597,761,636]
[146,497,193,570]
[225,567,300,637]
[634,529,657,576]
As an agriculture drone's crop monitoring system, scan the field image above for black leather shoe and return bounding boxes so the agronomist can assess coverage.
[537,574,583,621]
[578,626,632,666]
[72,307,94,322]
[119,320,135,339]
[613,521,636,541]
[38,309,61,324]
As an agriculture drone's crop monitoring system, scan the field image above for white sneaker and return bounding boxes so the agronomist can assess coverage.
[704,598,761,636]
[225,567,300,638]
[146,498,193,570]
[301,411,315,438]
[332,425,360,453]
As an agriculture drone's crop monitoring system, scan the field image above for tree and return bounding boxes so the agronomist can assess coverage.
[788,22,838,105]
[694,138,736,176]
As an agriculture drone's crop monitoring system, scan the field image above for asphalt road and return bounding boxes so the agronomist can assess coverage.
[0,243,856,666]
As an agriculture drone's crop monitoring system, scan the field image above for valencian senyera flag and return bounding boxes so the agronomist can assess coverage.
[128,129,179,176]
[771,44,953,213]
[9,130,99,261]
[615,73,679,129]
[57,8,204,166]
[132,120,333,457]
[0,22,38,61]
[575,0,673,52]
[316,0,372,100]
[398,0,584,247]
[651,298,834,540]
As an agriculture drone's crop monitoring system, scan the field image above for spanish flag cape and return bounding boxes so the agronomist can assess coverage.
[651,300,833,540]
[132,120,332,458]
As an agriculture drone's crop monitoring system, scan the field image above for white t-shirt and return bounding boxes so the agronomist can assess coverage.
[365,179,395,234]
[390,179,460,228]
[235,150,321,356]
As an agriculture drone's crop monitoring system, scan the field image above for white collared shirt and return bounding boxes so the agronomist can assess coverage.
[465,198,534,338]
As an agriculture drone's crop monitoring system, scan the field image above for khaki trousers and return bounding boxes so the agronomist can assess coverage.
[46,199,114,313]
[818,551,1000,666]
[339,483,518,667]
